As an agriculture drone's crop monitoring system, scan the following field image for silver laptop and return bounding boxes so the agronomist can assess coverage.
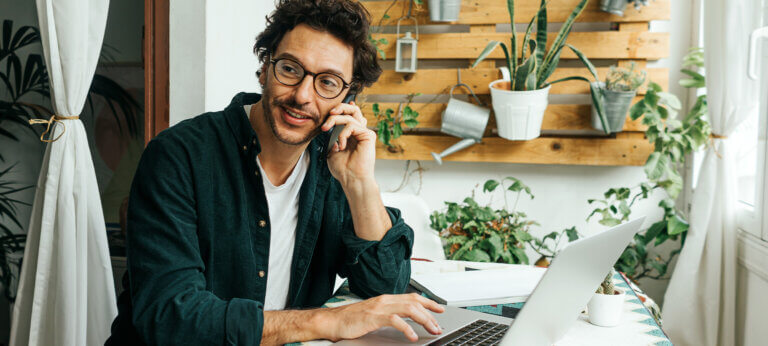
[335,217,645,346]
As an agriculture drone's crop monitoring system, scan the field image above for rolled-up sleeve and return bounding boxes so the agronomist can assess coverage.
[340,205,414,298]
[127,138,263,345]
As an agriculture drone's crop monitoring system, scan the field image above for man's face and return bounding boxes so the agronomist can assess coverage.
[259,24,355,145]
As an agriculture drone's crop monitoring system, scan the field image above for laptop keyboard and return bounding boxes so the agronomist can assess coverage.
[427,319,509,346]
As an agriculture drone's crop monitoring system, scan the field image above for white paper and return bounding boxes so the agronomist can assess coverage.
[411,265,546,306]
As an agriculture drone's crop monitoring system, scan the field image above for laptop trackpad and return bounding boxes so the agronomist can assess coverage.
[343,320,444,345]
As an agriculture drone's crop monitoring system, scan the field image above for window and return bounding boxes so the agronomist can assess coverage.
[736,0,768,239]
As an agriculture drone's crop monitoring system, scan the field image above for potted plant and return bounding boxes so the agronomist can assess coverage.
[591,62,646,133]
[429,177,537,264]
[472,0,604,140]
[587,269,626,327]
[599,0,652,17]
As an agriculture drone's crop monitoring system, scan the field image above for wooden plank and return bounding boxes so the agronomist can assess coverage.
[365,68,668,95]
[365,0,670,25]
[362,100,647,132]
[468,25,497,68]
[377,135,653,166]
[144,0,169,144]
[372,32,669,60]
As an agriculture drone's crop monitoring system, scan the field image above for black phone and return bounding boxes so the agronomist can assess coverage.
[325,93,357,157]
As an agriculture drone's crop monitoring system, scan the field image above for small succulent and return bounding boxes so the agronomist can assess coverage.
[604,62,646,92]
[630,0,651,10]
[596,269,617,295]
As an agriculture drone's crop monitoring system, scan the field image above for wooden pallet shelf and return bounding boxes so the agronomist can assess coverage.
[371,32,669,60]
[360,0,669,167]
[367,0,670,24]
[376,135,653,166]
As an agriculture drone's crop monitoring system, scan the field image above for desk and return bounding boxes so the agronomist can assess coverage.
[293,272,671,345]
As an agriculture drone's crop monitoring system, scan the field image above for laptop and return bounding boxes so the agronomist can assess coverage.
[335,217,645,346]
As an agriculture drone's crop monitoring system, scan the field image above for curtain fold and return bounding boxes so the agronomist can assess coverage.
[662,0,761,345]
[10,0,117,345]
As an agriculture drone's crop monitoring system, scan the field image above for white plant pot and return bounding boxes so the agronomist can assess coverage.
[587,288,626,327]
[489,80,551,140]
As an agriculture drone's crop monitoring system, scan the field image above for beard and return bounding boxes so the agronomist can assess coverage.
[260,79,324,146]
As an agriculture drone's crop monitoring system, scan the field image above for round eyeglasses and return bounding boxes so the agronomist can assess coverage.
[270,58,351,99]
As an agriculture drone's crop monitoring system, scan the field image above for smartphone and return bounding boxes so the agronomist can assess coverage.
[325,93,357,157]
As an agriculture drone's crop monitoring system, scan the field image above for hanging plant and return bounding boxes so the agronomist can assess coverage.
[373,93,420,153]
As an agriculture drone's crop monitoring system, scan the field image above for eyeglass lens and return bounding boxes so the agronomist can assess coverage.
[274,59,344,99]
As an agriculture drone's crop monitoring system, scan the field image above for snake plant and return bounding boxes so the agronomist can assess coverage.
[472,0,611,134]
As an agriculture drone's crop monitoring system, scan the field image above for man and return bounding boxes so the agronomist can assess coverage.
[106,0,445,345]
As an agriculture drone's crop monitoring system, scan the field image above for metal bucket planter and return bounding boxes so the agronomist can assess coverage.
[590,82,637,133]
[490,80,551,141]
[428,0,461,22]
[600,0,630,16]
[431,84,491,164]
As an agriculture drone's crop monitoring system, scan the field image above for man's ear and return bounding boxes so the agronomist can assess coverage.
[258,64,267,87]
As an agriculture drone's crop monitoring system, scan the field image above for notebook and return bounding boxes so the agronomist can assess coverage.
[410,265,546,307]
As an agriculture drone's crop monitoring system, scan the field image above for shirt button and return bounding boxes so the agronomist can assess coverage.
[259,220,267,227]
[258,270,265,278]
[242,145,247,151]
[252,139,257,145]
[254,170,259,176]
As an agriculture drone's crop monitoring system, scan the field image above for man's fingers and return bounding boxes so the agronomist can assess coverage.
[394,303,441,336]
[322,114,361,132]
[385,314,419,342]
[413,294,446,314]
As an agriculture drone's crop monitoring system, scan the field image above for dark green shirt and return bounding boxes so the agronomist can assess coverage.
[107,93,414,345]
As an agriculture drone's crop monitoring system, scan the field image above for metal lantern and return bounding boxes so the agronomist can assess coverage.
[395,17,418,73]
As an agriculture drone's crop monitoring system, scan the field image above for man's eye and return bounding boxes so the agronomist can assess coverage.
[282,65,298,74]
[320,78,339,88]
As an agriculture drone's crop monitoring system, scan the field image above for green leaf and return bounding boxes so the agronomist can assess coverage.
[483,179,500,193]
[644,152,668,180]
[565,227,580,242]
[403,119,419,128]
[372,103,380,115]
[378,38,389,45]
[480,233,505,261]
[535,0,547,67]
[644,220,666,243]
[567,44,599,81]
[464,248,492,262]
[599,218,622,227]
[473,40,503,69]
[539,0,587,83]
[658,92,682,110]
[667,213,689,235]
[392,121,403,139]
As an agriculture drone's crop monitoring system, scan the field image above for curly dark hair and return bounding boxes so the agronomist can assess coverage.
[254,0,382,95]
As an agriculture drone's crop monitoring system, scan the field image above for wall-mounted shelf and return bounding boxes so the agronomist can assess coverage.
[360,0,670,166]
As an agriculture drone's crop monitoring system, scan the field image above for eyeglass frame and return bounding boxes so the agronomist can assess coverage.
[268,56,352,99]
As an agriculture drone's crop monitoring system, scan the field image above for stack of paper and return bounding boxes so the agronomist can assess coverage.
[410,265,546,307]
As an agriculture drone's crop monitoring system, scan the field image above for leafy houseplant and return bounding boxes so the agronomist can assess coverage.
[0,164,30,303]
[373,93,420,153]
[472,0,607,140]
[588,48,710,280]
[591,62,647,133]
[587,268,626,327]
[429,177,537,264]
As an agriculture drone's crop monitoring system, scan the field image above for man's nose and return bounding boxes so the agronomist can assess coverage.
[294,75,315,105]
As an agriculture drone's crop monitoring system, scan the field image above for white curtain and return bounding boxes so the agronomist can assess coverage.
[10,0,117,345]
[662,0,761,345]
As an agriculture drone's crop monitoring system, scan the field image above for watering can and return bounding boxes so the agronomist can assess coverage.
[431,83,491,165]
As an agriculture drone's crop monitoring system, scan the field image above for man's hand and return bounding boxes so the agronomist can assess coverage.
[320,293,446,342]
[321,101,376,187]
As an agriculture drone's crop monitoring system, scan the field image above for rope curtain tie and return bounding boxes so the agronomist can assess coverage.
[28,115,80,143]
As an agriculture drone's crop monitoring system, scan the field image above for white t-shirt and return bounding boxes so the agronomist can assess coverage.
[246,105,310,311]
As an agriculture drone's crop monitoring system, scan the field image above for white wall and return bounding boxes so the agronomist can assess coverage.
[168,0,266,126]
[168,0,694,304]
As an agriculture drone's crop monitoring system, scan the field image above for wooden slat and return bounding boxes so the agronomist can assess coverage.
[363,100,647,132]
[365,68,668,95]
[373,32,669,60]
[376,135,653,166]
[364,0,670,25]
